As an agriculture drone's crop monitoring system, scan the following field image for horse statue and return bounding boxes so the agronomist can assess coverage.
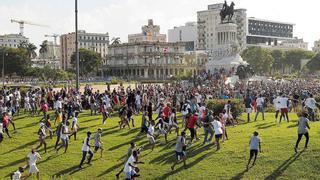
[111,37,121,45]
[220,1,235,23]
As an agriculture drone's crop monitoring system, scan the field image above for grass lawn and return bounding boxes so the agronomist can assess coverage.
[0,111,319,179]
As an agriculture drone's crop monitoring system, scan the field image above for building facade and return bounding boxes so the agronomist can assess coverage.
[313,40,320,53]
[168,22,197,51]
[197,3,247,51]
[105,42,205,80]
[128,19,166,43]
[277,37,308,50]
[60,30,109,70]
[0,34,29,48]
[247,17,294,46]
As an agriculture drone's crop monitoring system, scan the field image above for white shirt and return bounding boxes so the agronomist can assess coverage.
[55,100,62,109]
[124,155,136,173]
[249,136,261,150]
[73,117,78,129]
[12,170,21,180]
[147,125,154,138]
[279,97,288,108]
[135,95,141,105]
[0,123,3,134]
[81,136,90,151]
[305,98,317,109]
[212,120,223,135]
[27,152,40,166]
[273,97,281,109]
[256,97,264,106]
[60,125,69,140]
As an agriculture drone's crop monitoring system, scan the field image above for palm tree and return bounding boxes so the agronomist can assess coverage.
[39,40,49,58]
[26,43,37,59]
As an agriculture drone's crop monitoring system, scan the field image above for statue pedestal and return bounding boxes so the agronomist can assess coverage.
[206,22,247,72]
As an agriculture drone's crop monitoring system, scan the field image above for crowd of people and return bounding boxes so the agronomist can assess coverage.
[0,77,319,179]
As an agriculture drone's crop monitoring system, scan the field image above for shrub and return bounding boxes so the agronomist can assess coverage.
[206,99,243,119]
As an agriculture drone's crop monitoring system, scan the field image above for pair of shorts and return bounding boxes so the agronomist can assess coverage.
[29,165,39,173]
[250,149,258,157]
[215,134,222,139]
[147,135,155,144]
[281,108,288,113]
[94,145,103,151]
[246,108,252,113]
[175,151,186,160]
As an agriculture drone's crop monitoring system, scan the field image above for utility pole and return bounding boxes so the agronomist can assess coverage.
[75,0,80,91]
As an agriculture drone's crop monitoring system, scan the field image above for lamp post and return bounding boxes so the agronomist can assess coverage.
[2,49,8,87]
[75,0,80,91]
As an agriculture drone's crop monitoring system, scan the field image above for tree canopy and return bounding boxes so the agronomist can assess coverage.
[306,53,320,72]
[70,48,102,76]
[241,47,274,75]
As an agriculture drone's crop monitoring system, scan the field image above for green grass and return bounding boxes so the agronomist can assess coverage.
[1,111,319,179]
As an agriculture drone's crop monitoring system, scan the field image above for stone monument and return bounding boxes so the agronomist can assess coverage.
[206,1,247,72]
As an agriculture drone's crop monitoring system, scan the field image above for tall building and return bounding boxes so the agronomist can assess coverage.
[105,42,205,80]
[34,41,60,69]
[168,22,197,51]
[247,17,294,46]
[197,3,247,51]
[60,30,109,70]
[313,40,320,53]
[128,19,166,43]
[0,34,29,48]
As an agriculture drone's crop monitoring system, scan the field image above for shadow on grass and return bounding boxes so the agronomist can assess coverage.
[264,150,305,180]
[157,150,215,179]
[108,135,144,151]
[257,124,277,130]
[118,128,140,136]
[287,124,298,128]
[231,169,248,180]
[0,157,26,169]
[255,122,273,128]
[97,162,123,177]
[15,122,38,130]
[1,139,38,155]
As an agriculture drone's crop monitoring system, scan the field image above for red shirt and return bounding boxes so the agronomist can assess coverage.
[163,106,171,118]
[2,115,9,126]
[187,115,198,129]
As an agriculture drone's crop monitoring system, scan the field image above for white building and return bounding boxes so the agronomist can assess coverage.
[60,30,109,70]
[168,22,197,51]
[313,40,320,53]
[34,41,60,69]
[278,37,308,50]
[0,34,29,48]
[128,19,166,43]
[197,3,247,51]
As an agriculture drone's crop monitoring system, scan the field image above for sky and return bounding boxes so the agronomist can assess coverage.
[0,0,319,50]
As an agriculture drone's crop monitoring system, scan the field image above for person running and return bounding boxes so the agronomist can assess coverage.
[116,142,138,179]
[123,151,142,180]
[304,94,317,121]
[11,167,25,180]
[244,95,252,122]
[294,112,310,153]
[273,95,281,122]
[168,108,179,136]
[1,112,11,138]
[254,94,265,121]
[212,116,223,150]
[247,131,262,170]
[56,121,70,154]
[94,128,104,158]
[70,112,80,140]
[147,120,156,151]
[186,112,198,145]
[79,131,94,168]
[101,102,108,125]
[25,148,41,180]
[279,93,290,122]
[171,131,187,170]
[36,123,47,153]
[202,110,214,145]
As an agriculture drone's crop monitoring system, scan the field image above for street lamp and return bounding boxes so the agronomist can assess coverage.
[75,0,80,92]
[2,49,8,87]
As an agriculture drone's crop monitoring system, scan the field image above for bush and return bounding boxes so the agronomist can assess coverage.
[206,99,243,119]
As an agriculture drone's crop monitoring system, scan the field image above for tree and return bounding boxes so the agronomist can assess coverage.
[306,53,320,72]
[271,49,285,72]
[284,49,314,71]
[241,47,274,75]
[0,47,31,76]
[18,41,37,59]
[39,40,49,58]
[70,48,102,76]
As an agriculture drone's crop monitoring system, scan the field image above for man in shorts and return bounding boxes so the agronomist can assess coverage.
[94,128,104,158]
[147,120,156,151]
[25,148,41,180]
[244,95,252,122]
[171,131,187,170]
[247,131,262,170]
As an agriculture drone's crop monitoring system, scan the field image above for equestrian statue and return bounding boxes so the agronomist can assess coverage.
[220,1,235,23]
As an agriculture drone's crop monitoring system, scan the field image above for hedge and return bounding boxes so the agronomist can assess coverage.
[206,99,243,119]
